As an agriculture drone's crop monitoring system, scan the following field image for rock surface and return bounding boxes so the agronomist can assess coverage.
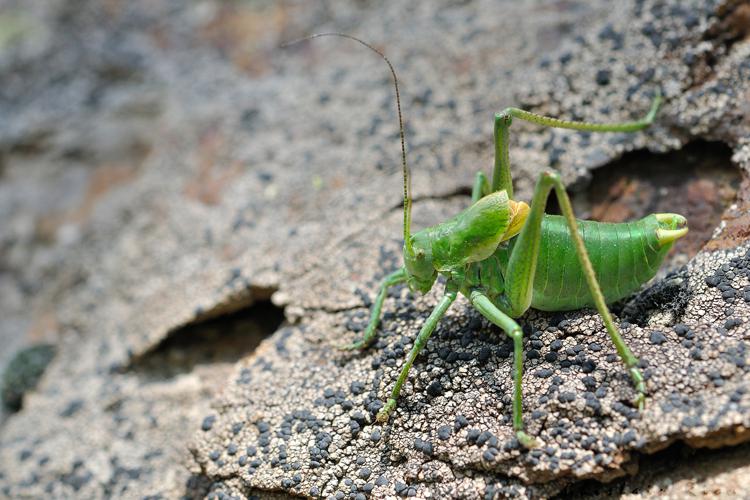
[1,0,749,498]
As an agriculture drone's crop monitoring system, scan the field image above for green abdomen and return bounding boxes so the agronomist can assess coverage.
[529,215,668,311]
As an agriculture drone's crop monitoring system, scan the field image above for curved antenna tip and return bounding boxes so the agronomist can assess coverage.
[281,33,413,250]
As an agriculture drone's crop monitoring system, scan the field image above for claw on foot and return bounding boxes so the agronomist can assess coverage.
[634,393,646,412]
[516,431,541,449]
[376,400,396,423]
[628,365,647,411]
[337,339,370,351]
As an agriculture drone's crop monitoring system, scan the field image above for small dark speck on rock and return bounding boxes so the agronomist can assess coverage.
[705,276,720,287]
[414,437,434,456]
[437,425,452,440]
[674,324,689,336]
[582,376,597,389]
[349,421,360,435]
[466,428,480,443]
[367,400,384,415]
[535,368,553,378]
[650,331,667,345]
[478,346,492,364]
[201,415,216,431]
[350,381,366,395]
[595,69,611,85]
[455,414,469,430]
[559,392,576,403]
[426,380,443,397]
[60,399,84,418]
[725,318,742,330]
[476,430,495,446]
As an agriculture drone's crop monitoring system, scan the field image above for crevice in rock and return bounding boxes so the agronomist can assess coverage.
[392,185,474,212]
[563,140,737,263]
[555,439,750,499]
[546,141,738,326]
[127,294,285,379]
[707,0,750,52]
[191,284,279,325]
[688,0,750,87]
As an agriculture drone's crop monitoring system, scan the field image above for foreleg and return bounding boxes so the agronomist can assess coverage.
[340,268,407,350]
[376,288,457,422]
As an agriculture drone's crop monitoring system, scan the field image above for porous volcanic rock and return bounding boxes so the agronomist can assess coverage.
[1,0,749,499]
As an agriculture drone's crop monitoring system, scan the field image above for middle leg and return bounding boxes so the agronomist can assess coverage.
[376,287,457,422]
[471,289,539,448]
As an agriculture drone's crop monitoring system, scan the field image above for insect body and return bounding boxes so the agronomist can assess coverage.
[513,214,682,311]
[288,34,688,448]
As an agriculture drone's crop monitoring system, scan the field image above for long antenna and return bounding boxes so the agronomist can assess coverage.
[281,33,413,253]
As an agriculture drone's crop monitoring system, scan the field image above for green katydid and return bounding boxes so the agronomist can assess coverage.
[286,34,688,448]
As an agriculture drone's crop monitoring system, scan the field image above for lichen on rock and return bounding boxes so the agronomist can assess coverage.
[1,0,750,499]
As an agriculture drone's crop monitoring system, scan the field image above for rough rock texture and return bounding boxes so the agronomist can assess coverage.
[1,0,749,498]
[565,441,750,498]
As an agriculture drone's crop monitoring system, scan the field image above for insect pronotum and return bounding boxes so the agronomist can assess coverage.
[285,33,688,448]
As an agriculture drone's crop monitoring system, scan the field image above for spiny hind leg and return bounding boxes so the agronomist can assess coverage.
[470,290,539,448]
[490,94,661,195]
[513,170,646,409]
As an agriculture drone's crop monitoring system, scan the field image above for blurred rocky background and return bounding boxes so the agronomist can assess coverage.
[1,0,749,498]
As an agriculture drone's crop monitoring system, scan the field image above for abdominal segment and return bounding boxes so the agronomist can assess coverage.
[529,215,665,311]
